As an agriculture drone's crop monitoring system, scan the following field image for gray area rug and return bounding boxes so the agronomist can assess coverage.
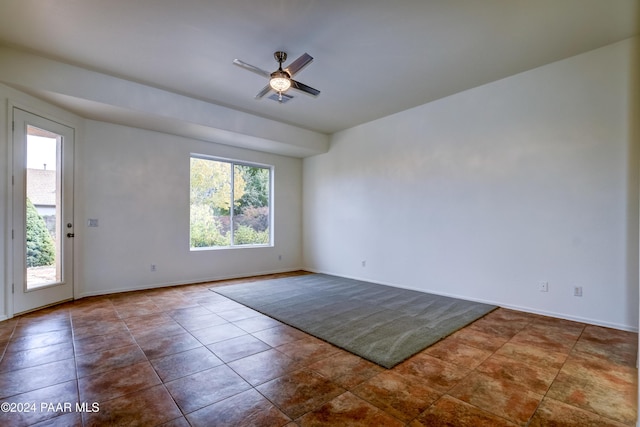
[212,274,497,368]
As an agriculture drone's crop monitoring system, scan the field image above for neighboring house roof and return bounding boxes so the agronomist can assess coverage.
[27,168,56,207]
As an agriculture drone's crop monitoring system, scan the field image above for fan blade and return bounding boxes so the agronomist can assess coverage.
[285,53,313,76]
[233,59,271,78]
[290,79,320,97]
[255,85,272,99]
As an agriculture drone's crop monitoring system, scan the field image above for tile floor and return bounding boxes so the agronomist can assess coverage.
[0,272,637,426]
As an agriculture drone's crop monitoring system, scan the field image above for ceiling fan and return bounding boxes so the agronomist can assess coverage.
[233,51,320,102]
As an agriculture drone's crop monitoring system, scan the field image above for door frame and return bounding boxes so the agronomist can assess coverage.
[6,101,78,317]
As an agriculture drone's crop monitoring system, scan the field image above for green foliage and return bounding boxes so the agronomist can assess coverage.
[233,166,270,246]
[190,204,230,247]
[235,165,269,214]
[26,198,56,267]
[234,225,269,245]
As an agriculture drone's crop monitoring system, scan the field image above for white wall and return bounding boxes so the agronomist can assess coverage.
[75,120,303,297]
[0,86,303,319]
[1,38,637,330]
[303,38,639,331]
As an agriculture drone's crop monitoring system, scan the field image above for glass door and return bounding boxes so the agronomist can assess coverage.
[12,108,74,314]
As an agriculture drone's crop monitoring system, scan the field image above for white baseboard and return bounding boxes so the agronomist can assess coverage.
[75,267,305,299]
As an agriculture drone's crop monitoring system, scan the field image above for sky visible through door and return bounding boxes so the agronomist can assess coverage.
[25,126,60,288]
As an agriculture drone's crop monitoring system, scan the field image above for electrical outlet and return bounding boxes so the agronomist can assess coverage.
[539,281,549,292]
[574,286,583,297]
[278,254,282,261]
[150,264,157,272]
[361,260,366,267]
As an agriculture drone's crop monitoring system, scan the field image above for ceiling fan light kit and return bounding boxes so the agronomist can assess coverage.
[233,51,320,103]
[269,72,291,92]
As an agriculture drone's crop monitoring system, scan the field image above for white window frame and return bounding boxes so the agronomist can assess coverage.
[189,154,274,250]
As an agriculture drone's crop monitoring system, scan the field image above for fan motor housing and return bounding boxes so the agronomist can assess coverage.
[274,51,287,63]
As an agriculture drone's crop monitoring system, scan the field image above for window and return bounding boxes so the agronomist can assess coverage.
[190,155,272,249]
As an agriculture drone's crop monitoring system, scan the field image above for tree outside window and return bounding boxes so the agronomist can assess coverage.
[190,156,271,248]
